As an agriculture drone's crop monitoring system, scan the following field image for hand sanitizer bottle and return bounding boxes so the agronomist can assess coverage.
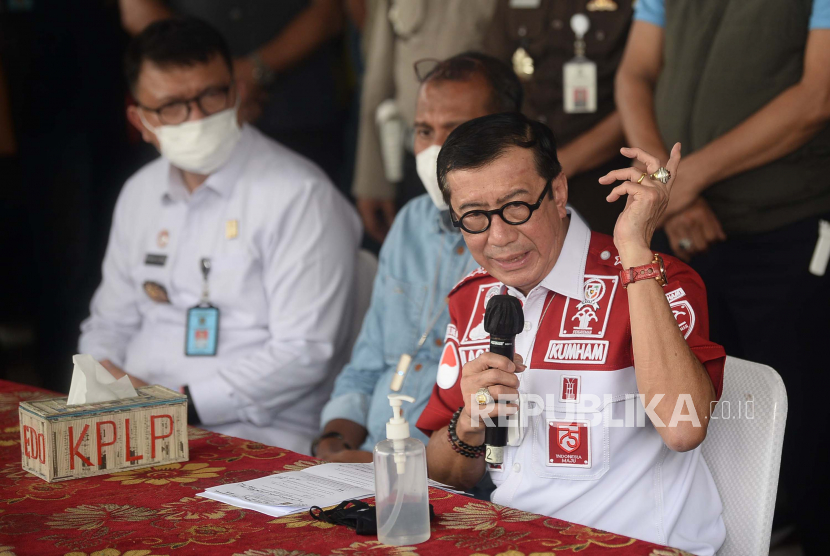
[374,394,431,546]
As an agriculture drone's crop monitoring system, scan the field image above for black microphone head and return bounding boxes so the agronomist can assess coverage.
[484,294,525,336]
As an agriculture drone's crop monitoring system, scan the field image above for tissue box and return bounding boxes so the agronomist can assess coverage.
[19,385,189,482]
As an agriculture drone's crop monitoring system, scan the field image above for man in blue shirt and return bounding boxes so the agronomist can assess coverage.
[314,53,523,462]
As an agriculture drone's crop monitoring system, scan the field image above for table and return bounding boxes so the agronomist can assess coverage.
[0,380,686,556]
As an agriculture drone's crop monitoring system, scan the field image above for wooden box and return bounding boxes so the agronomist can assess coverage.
[18,385,189,482]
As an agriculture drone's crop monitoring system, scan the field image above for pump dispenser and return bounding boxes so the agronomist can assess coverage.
[373,394,430,545]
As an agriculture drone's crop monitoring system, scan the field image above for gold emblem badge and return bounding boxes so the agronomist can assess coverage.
[226,219,239,239]
[143,281,170,304]
[587,0,618,11]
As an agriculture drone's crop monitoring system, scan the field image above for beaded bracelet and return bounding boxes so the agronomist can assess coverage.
[447,406,485,458]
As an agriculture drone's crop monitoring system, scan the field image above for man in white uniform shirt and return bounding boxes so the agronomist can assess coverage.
[78,18,361,454]
[418,113,725,554]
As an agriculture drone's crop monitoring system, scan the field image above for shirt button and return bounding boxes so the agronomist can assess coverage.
[600,250,611,260]
[551,19,563,29]
[596,30,606,41]
[518,25,528,37]
[414,364,423,371]
[434,338,443,347]
[456,246,465,255]
[523,321,532,332]
[513,463,521,473]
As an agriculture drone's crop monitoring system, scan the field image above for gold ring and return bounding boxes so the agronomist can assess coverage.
[637,172,648,184]
[475,387,494,406]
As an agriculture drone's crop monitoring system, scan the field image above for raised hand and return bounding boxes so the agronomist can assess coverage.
[598,143,682,264]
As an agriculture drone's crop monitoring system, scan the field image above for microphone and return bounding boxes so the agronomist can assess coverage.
[483,294,524,465]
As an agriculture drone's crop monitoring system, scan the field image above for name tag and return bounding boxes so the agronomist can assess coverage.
[563,59,598,114]
[185,305,219,356]
[144,253,168,266]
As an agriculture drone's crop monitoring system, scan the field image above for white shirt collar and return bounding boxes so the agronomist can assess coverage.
[507,208,590,301]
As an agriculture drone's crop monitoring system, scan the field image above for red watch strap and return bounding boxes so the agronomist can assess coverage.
[620,257,665,288]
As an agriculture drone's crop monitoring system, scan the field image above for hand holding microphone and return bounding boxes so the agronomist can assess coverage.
[457,295,525,463]
[482,295,524,464]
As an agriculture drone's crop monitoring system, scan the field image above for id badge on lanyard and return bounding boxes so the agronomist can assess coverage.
[563,14,597,114]
[186,258,220,356]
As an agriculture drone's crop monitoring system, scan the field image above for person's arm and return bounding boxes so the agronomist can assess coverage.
[424,352,524,490]
[117,0,173,36]
[614,20,670,164]
[187,179,361,428]
[78,184,143,368]
[239,0,344,77]
[353,0,397,242]
[557,112,626,178]
[664,29,830,216]
[601,145,715,451]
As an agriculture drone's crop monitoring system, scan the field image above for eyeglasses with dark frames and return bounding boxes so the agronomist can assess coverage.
[138,85,232,125]
[450,180,553,234]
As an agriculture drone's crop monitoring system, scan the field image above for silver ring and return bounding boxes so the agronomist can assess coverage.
[475,387,494,406]
[678,238,693,251]
[651,167,671,184]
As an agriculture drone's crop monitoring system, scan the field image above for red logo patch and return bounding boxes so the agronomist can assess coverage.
[670,300,696,339]
[559,275,618,338]
[548,420,591,467]
[436,342,461,390]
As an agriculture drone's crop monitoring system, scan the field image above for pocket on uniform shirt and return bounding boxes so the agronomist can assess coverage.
[380,275,427,366]
[208,252,263,310]
[529,400,615,481]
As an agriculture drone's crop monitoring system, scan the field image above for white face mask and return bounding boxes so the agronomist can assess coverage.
[139,105,241,175]
[415,144,448,211]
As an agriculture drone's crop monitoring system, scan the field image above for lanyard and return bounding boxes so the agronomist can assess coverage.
[199,257,212,304]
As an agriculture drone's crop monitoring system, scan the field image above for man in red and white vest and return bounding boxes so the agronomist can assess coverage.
[417,112,726,555]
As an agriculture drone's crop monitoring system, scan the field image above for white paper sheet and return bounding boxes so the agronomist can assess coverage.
[195,463,468,518]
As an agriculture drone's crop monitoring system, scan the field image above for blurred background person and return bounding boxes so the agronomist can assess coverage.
[484,0,633,235]
[315,53,522,464]
[79,18,361,453]
[616,1,830,553]
[118,0,350,188]
[353,0,497,248]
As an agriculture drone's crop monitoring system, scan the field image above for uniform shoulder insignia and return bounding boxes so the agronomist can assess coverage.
[449,266,491,297]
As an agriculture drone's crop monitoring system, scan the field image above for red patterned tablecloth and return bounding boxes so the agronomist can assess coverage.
[0,380,687,556]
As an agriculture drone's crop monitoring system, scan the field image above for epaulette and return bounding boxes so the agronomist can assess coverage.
[448,266,492,297]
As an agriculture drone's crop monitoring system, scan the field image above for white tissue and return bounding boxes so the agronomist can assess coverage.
[66,354,138,405]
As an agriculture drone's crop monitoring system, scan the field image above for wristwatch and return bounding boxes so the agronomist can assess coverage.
[620,253,667,288]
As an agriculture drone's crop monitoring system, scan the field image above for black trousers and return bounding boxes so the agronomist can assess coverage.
[654,213,830,554]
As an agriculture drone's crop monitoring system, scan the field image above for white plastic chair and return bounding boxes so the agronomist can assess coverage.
[347,249,378,357]
[702,356,788,556]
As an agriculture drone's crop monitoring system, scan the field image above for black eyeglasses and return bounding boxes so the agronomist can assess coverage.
[139,85,232,125]
[451,180,552,234]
